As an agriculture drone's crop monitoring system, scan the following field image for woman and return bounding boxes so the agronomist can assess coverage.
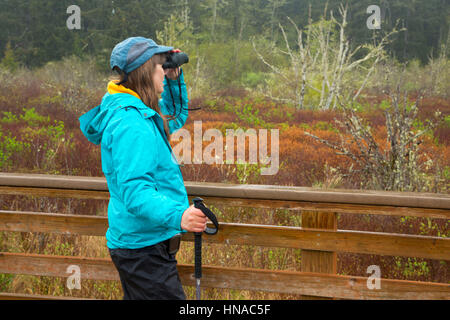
[79,37,207,300]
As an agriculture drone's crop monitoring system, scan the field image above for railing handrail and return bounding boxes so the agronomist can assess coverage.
[0,173,449,209]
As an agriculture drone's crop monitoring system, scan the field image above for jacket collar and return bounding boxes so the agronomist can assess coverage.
[107,80,141,99]
[106,81,156,119]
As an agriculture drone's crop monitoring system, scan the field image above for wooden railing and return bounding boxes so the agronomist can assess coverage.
[0,173,449,300]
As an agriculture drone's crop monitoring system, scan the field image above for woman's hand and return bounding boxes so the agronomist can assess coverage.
[165,67,180,80]
[180,205,207,233]
[164,48,181,80]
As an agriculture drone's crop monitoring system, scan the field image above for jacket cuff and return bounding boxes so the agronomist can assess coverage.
[164,68,185,86]
[169,203,187,232]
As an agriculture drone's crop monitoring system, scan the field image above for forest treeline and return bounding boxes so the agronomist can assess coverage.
[1,0,448,71]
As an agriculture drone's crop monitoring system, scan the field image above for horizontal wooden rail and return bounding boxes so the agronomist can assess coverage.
[1,173,449,210]
[0,252,448,300]
[0,186,110,200]
[184,225,450,261]
[1,211,448,260]
[2,186,449,219]
[197,196,450,219]
[1,186,449,219]
[0,210,108,236]
[0,293,94,300]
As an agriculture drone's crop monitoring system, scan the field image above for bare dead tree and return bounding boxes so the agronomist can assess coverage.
[304,84,444,192]
[253,4,400,110]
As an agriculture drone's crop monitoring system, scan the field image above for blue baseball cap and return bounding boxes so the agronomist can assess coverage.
[110,37,173,74]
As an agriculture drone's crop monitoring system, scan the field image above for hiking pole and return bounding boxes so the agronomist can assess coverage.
[192,197,219,300]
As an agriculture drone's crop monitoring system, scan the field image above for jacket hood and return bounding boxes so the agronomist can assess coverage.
[79,82,157,145]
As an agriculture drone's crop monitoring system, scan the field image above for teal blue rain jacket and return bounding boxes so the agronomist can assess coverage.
[79,72,189,249]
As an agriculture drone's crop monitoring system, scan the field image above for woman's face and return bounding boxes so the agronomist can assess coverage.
[153,62,166,94]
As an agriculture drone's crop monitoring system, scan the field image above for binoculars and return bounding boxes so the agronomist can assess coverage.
[162,51,189,69]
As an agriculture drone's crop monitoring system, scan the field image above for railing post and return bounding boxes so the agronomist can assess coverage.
[301,210,337,299]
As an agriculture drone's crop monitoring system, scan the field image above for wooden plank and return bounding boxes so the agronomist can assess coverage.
[0,252,448,300]
[192,196,450,220]
[300,211,337,299]
[0,186,110,200]
[186,181,450,210]
[0,252,119,281]
[300,211,338,274]
[0,187,447,219]
[1,211,449,260]
[178,265,450,300]
[0,293,95,300]
[183,224,450,260]
[0,173,108,191]
[1,173,449,209]
[0,210,108,236]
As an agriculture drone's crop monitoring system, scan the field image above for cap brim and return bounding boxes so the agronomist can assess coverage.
[154,45,174,54]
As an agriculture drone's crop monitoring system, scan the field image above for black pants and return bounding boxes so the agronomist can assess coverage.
[109,241,186,300]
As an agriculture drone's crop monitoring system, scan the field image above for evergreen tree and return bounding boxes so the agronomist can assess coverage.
[0,0,447,68]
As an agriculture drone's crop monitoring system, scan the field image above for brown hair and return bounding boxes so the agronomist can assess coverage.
[113,53,171,140]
